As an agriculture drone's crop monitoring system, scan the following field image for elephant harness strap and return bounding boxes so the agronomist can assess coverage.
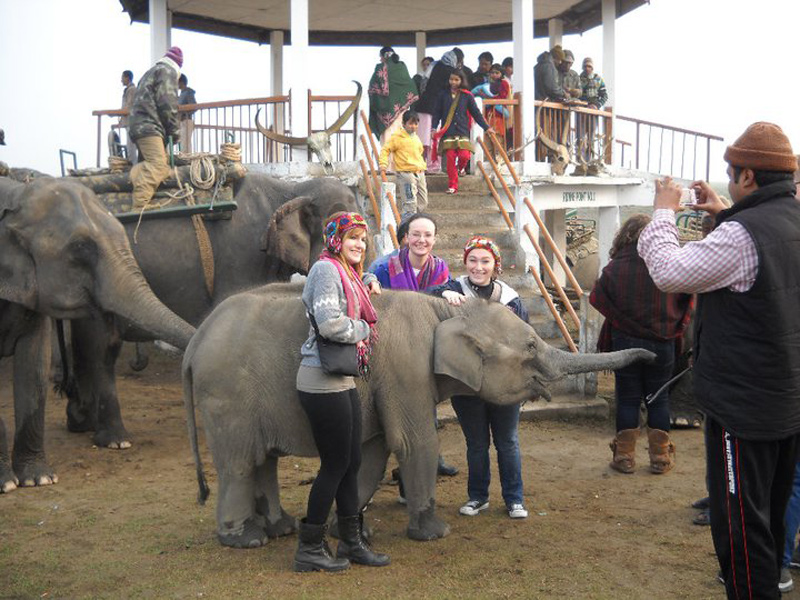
[132,161,216,298]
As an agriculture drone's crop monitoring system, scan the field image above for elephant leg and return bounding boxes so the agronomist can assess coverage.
[12,318,58,487]
[395,427,449,541]
[254,456,296,538]
[69,316,131,449]
[216,460,268,549]
[0,415,19,493]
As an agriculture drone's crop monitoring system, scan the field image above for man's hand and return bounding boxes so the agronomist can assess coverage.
[654,177,683,211]
[690,180,727,216]
[367,281,382,296]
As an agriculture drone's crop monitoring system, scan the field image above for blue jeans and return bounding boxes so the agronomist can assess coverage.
[783,458,800,566]
[451,395,523,507]
[611,330,675,432]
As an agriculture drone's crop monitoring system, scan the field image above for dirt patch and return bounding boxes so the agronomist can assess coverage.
[0,347,788,599]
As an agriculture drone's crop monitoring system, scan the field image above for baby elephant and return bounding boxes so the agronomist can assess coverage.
[182,285,654,548]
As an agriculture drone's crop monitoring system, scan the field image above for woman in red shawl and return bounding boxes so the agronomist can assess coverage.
[293,212,389,573]
[590,214,692,475]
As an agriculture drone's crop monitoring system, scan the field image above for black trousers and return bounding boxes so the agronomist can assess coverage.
[706,416,800,599]
[298,388,362,525]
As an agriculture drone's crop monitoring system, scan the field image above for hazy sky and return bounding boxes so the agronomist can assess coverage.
[1,0,798,180]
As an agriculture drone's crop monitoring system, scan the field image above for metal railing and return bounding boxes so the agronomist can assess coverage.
[614,114,723,180]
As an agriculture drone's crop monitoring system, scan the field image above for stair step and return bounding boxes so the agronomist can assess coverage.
[425,174,489,194]
[426,193,499,211]
[431,209,509,230]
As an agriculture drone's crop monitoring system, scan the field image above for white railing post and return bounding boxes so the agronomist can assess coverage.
[515,184,538,278]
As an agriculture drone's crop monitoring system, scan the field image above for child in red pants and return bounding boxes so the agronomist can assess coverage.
[431,69,493,194]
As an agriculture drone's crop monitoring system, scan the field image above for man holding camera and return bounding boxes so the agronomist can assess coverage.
[638,122,800,599]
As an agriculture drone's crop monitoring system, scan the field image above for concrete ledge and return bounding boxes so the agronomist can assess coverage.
[437,394,608,425]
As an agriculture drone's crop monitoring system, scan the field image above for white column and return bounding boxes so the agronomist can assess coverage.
[597,205,620,271]
[270,31,284,97]
[415,32,426,74]
[548,18,563,48]
[512,0,534,175]
[149,0,170,64]
[543,209,567,286]
[602,0,616,108]
[290,0,309,148]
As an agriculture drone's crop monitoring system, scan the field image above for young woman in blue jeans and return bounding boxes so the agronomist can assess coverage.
[430,236,529,519]
[589,214,692,474]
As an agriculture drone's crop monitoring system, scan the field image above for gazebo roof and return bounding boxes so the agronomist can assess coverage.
[118,0,649,46]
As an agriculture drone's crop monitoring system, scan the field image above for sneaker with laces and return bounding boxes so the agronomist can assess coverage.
[459,500,489,516]
[446,187,457,194]
[780,567,794,593]
[508,503,528,519]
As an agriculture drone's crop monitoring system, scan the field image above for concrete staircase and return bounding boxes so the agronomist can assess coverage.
[368,171,607,421]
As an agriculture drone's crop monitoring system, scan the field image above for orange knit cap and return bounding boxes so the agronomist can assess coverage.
[723,122,797,173]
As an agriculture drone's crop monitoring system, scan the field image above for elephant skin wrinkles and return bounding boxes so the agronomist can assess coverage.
[182,286,655,547]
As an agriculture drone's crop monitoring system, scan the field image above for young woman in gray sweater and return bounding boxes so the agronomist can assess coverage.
[293,212,390,573]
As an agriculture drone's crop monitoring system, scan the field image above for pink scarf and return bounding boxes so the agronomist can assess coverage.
[319,253,378,376]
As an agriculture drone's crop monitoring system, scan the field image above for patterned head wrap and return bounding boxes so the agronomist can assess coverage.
[463,235,502,275]
[323,212,368,254]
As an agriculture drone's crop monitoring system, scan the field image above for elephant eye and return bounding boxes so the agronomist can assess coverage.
[68,236,98,266]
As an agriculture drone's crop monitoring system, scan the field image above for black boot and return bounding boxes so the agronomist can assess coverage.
[336,514,391,567]
[293,518,350,573]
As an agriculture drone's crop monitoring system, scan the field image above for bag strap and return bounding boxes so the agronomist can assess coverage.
[307,311,322,337]
[441,90,461,133]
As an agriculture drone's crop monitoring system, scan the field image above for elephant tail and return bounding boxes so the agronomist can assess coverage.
[182,361,210,505]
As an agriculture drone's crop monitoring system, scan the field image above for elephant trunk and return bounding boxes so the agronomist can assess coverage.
[97,244,195,349]
[542,344,656,377]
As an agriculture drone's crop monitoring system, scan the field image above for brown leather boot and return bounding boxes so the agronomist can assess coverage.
[609,428,639,473]
[647,428,676,474]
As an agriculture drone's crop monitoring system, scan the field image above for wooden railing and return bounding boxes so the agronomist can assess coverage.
[308,91,359,162]
[534,101,613,166]
[92,91,359,167]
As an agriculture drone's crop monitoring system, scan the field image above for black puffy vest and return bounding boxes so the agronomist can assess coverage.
[693,180,800,440]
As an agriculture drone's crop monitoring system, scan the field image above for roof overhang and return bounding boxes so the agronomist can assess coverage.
[118,0,650,46]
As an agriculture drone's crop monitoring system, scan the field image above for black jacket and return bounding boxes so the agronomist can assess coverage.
[534,51,565,101]
[693,180,800,440]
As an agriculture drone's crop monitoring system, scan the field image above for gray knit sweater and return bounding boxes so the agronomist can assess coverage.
[299,260,377,368]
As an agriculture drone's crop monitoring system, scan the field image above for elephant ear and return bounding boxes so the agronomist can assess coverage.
[262,196,316,273]
[433,315,484,392]
[0,184,37,308]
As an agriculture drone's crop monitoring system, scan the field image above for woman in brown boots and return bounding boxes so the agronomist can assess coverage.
[589,215,693,474]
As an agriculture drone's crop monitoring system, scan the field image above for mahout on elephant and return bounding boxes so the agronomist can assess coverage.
[65,172,360,449]
[182,285,655,547]
[0,177,194,493]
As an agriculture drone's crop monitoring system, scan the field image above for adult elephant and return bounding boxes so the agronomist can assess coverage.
[0,177,194,493]
[182,286,654,547]
[66,173,359,448]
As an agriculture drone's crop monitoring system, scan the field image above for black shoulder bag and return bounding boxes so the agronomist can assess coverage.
[308,312,360,377]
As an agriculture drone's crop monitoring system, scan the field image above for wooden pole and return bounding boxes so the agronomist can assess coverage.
[522,224,581,330]
[477,137,516,210]
[489,130,521,185]
[476,162,513,230]
[523,197,584,295]
[359,110,381,165]
[360,135,382,196]
[387,223,399,249]
[359,159,381,229]
[527,264,577,353]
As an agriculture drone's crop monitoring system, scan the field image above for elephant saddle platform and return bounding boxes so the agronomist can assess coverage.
[67,159,246,223]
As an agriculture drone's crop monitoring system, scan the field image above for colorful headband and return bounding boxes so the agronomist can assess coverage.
[463,235,502,275]
[324,212,368,254]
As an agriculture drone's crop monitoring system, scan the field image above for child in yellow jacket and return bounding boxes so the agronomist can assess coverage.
[379,111,428,216]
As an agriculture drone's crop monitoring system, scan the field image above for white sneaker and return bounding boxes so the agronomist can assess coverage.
[459,500,489,516]
[508,503,528,519]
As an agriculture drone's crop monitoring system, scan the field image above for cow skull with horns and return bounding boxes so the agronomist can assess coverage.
[255,81,362,174]
[536,106,572,176]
